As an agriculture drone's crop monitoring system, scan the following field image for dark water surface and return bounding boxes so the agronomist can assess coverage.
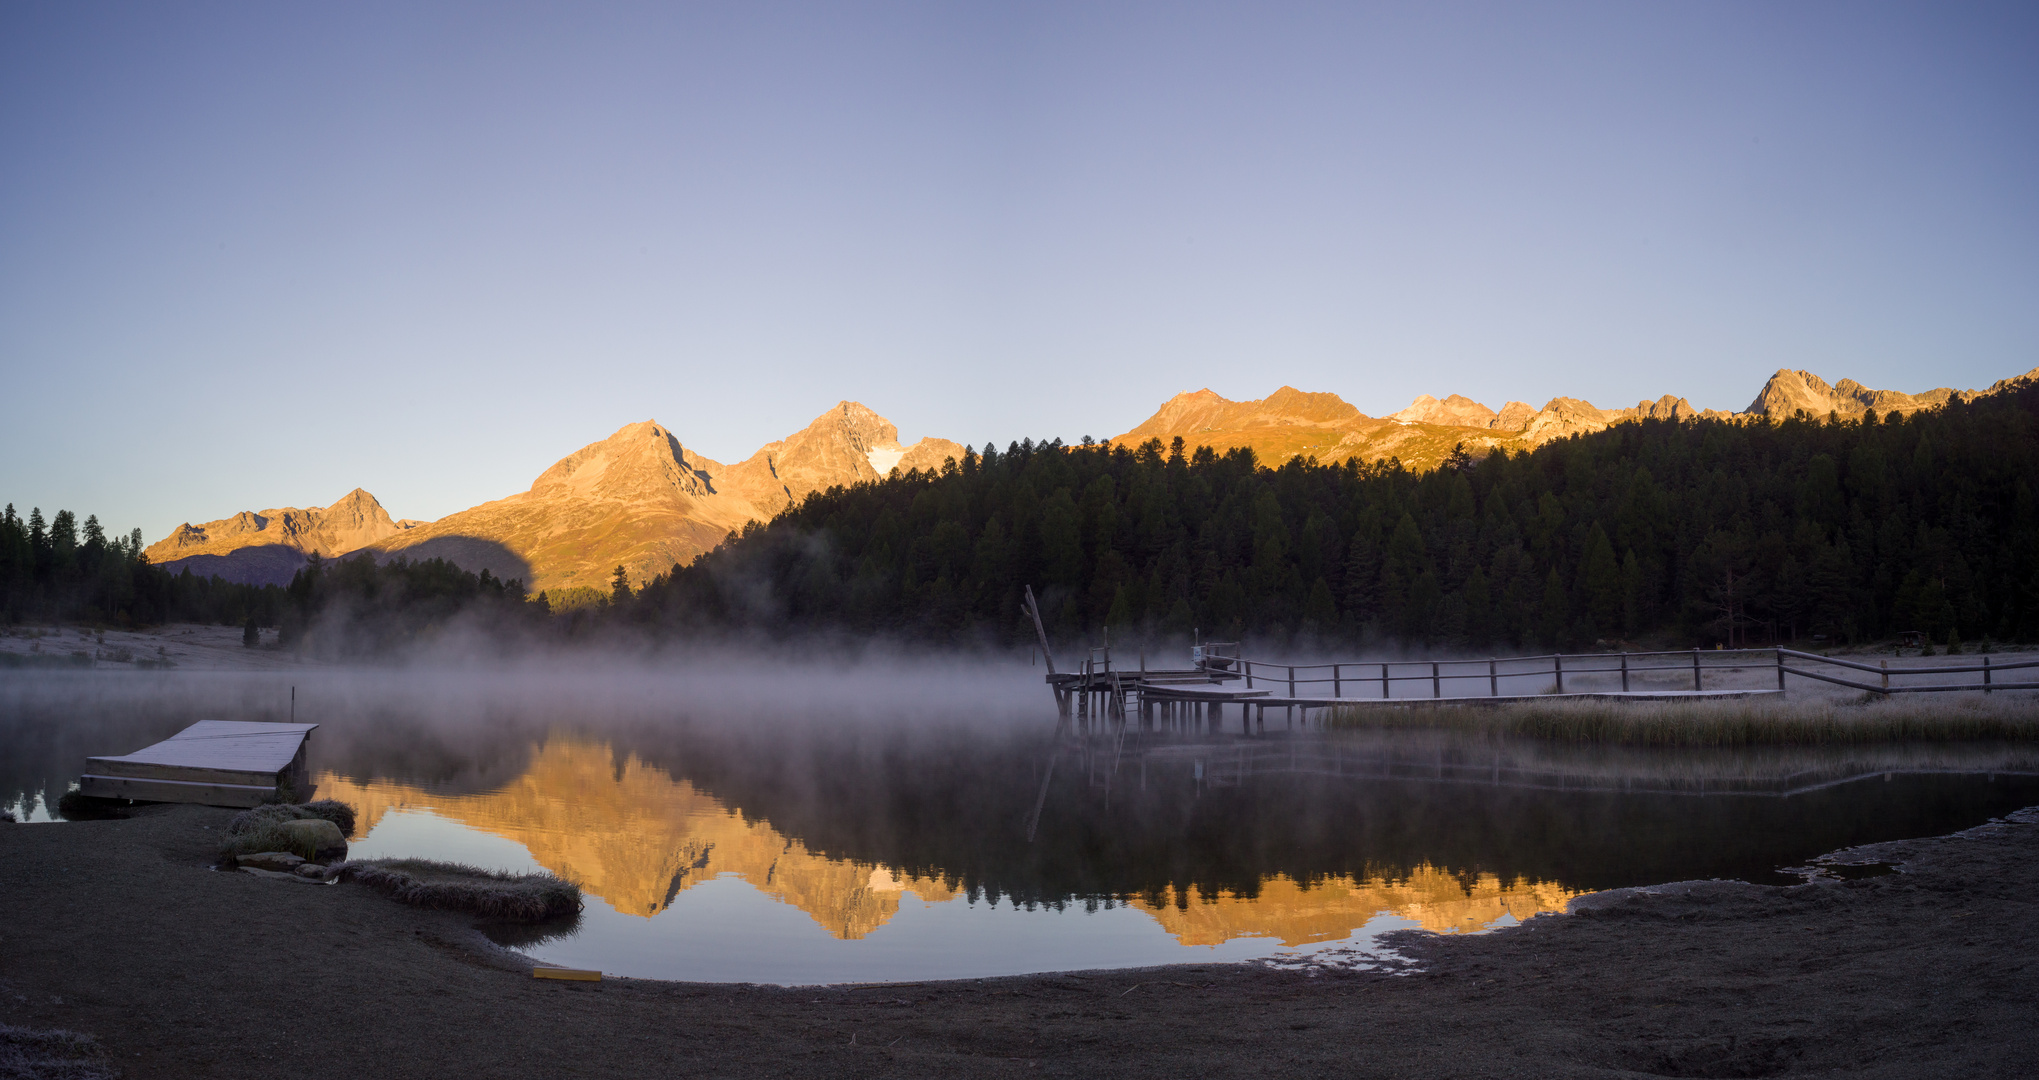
[7,669,2038,983]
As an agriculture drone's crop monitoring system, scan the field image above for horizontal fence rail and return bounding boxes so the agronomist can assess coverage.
[1048,641,2034,722]
[1198,647,2036,701]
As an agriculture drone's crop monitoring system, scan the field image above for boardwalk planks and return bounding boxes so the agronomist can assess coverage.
[78,720,318,807]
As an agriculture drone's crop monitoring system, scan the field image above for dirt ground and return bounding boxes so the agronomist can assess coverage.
[2,804,2034,1079]
[0,624,305,672]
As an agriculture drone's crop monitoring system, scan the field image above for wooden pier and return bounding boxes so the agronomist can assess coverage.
[78,721,318,807]
[1018,582,2038,732]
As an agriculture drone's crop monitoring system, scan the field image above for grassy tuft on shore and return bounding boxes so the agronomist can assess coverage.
[218,799,357,861]
[0,1023,115,1080]
[1326,694,2039,746]
[337,858,582,922]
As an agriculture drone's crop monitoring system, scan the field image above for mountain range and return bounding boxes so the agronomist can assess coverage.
[147,365,2038,592]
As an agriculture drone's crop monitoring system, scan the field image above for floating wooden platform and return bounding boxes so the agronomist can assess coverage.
[78,720,317,807]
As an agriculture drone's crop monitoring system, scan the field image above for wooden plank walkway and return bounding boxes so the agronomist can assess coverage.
[79,720,317,807]
[1040,633,2036,726]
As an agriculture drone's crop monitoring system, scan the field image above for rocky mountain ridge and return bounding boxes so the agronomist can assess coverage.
[154,364,2037,590]
[153,405,965,591]
[142,489,419,585]
[1114,366,2038,472]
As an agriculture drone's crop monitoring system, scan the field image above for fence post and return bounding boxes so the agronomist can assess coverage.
[1984,656,1992,694]
[1620,652,1629,692]
[1554,654,1564,695]
[1432,661,1441,698]
[1881,660,1889,690]
[1489,658,1498,697]
[1288,665,1296,699]
[1334,663,1341,698]
[1776,648,1785,691]
[1245,660,1253,690]
[1382,663,1389,699]
[1692,648,1701,692]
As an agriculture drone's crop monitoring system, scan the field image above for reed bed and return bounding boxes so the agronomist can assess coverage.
[217,799,357,861]
[0,1023,115,1080]
[1326,694,2039,747]
[337,858,582,922]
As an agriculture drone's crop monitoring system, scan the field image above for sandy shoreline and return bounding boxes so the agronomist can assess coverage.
[3,803,2034,1078]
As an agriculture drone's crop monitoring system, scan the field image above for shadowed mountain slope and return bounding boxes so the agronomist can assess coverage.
[150,404,966,595]
[368,421,754,594]
[145,488,420,586]
[364,407,965,594]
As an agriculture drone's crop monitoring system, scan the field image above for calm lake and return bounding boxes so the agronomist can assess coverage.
[7,666,2038,984]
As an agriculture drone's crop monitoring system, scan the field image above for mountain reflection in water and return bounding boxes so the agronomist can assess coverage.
[319,739,960,934]
[316,736,1576,945]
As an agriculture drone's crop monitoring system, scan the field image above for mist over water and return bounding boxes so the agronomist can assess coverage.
[7,658,2038,983]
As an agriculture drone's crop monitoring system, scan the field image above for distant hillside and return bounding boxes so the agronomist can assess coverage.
[144,488,420,586]
[1113,367,2039,471]
[363,408,964,594]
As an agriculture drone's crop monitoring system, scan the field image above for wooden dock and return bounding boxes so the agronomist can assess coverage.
[78,720,318,807]
[1034,633,2033,733]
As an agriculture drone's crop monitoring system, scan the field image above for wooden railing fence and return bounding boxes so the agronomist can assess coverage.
[1201,647,2039,699]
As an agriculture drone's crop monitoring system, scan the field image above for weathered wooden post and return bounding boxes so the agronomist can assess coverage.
[1431,661,1440,698]
[1333,663,1342,698]
[1489,658,1498,696]
[1881,659,1889,690]
[1554,654,1564,694]
[1620,652,1630,692]
[1692,648,1702,691]
[1245,661,1253,689]
[1776,648,1785,691]
[1984,655,1993,694]
[1381,663,1389,699]
[1288,665,1296,699]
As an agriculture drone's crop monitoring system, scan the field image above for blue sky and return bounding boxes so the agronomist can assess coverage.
[3,2,2035,539]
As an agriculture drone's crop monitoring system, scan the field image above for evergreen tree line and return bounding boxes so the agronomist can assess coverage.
[0,506,540,655]
[276,553,550,654]
[0,504,285,628]
[627,380,2039,652]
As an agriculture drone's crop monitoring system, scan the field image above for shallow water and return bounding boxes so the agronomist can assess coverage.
[7,668,2039,984]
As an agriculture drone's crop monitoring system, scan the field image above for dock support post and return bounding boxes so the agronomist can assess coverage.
[1554,654,1563,694]
[1692,648,1702,691]
[1490,658,1498,696]
[1620,652,1629,692]
[1432,662,1440,699]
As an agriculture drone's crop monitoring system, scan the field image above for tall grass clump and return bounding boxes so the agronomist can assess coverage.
[1327,695,2039,747]
[218,799,357,861]
[0,1023,115,1080]
[337,858,582,922]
